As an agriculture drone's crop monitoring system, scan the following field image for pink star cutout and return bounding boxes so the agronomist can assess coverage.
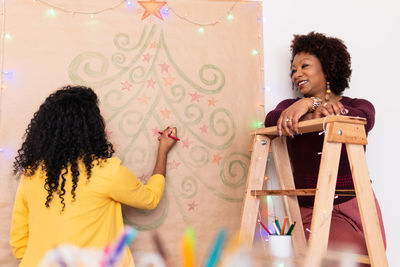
[137,93,152,104]
[188,201,198,211]
[160,108,171,119]
[143,53,152,63]
[200,125,208,133]
[105,129,112,138]
[147,78,156,89]
[121,81,132,91]
[137,174,147,183]
[212,154,223,165]
[150,41,157,49]
[208,98,217,106]
[151,127,160,136]
[113,143,121,151]
[182,139,192,149]
[167,160,181,170]
[162,73,175,86]
[189,91,204,102]
[159,62,169,73]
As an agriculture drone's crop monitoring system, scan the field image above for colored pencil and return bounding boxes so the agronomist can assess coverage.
[274,217,282,233]
[257,219,272,235]
[158,131,180,141]
[182,227,195,267]
[272,219,280,235]
[202,230,227,267]
[286,221,296,235]
[280,216,288,235]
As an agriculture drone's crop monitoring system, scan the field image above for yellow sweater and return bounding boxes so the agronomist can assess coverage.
[10,157,165,267]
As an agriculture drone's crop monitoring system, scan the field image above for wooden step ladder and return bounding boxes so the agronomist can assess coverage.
[239,116,388,267]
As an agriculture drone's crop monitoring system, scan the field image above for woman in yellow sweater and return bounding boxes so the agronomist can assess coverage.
[10,85,178,267]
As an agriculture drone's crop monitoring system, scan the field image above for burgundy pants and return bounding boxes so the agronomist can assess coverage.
[300,196,386,264]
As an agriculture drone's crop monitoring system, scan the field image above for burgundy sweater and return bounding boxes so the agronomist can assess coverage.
[264,96,375,207]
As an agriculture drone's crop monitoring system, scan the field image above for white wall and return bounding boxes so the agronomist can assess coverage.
[262,0,400,265]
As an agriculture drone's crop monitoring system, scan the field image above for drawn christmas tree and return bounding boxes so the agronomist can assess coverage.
[68,22,250,230]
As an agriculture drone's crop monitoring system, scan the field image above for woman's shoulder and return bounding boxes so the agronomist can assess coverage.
[341,96,375,107]
[93,157,122,169]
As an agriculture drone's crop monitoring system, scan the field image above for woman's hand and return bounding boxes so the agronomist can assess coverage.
[153,127,178,177]
[312,101,348,119]
[277,98,313,137]
[158,127,178,154]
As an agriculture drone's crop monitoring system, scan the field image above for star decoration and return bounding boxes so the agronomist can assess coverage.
[143,53,152,63]
[137,174,147,183]
[208,98,217,106]
[212,154,223,165]
[159,62,169,73]
[199,125,208,133]
[137,93,152,105]
[150,41,157,49]
[151,127,160,136]
[105,129,112,138]
[182,139,192,149]
[162,73,175,86]
[167,160,181,170]
[138,0,167,21]
[121,80,132,91]
[188,201,198,211]
[147,78,156,88]
[189,91,204,102]
[113,143,121,151]
[160,108,171,119]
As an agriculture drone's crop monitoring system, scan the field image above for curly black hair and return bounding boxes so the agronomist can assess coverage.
[290,32,352,95]
[13,85,114,211]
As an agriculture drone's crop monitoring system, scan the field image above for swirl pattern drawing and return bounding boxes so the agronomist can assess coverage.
[68,24,250,230]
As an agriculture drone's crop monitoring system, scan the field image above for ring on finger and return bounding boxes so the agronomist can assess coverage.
[285,118,292,122]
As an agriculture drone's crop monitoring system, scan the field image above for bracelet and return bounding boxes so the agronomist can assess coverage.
[309,97,322,112]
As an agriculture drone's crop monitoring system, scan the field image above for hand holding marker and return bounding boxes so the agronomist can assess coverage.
[158,127,180,141]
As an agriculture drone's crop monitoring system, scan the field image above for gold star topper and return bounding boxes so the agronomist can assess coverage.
[138,0,167,21]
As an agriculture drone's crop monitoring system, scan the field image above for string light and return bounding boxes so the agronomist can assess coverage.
[33,0,127,15]
[126,0,133,7]
[4,32,11,40]
[227,13,234,21]
[251,49,258,56]
[47,8,56,17]
[166,0,239,27]
[198,27,204,34]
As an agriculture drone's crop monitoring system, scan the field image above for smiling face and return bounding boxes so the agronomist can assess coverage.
[291,52,327,98]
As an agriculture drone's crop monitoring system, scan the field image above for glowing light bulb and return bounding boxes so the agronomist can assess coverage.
[227,13,234,21]
[48,8,56,17]
[4,33,11,40]
[126,0,133,7]
[251,49,258,56]
[90,14,94,19]
[198,27,204,34]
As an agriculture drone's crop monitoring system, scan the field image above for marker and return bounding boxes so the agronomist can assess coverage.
[274,217,281,233]
[158,131,180,141]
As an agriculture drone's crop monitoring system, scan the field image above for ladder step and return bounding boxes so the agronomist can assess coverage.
[250,189,356,196]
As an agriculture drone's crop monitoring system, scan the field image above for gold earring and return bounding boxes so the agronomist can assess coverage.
[325,81,331,102]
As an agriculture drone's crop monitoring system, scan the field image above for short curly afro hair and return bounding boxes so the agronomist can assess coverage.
[290,32,352,95]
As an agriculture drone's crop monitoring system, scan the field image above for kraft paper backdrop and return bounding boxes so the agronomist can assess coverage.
[0,0,264,265]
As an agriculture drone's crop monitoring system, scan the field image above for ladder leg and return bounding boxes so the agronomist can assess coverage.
[346,143,388,267]
[303,130,342,267]
[239,135,270,247]
[271,137,307,255]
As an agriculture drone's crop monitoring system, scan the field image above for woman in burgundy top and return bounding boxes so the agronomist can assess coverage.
[264,32,386,258]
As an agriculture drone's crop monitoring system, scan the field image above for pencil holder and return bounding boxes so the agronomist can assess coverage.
[268,235,293,258]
